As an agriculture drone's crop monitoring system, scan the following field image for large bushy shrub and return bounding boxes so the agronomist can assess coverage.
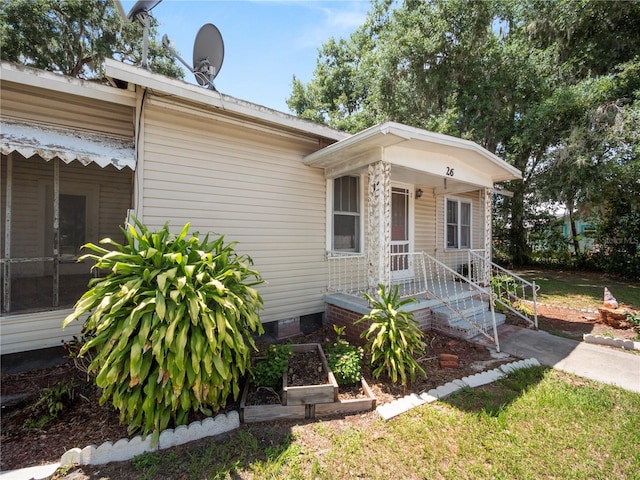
[63,218,264,443]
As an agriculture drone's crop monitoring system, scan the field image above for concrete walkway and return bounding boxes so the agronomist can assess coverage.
[498,326,640,393]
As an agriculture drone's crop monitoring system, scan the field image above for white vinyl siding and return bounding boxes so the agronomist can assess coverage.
[0,81,134,139]
[141,98,328,323]
[414,188,437,254]
[0,309,85,355]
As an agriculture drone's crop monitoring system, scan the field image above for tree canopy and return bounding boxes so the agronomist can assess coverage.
[288,0,640,276]
[0,0,183,80]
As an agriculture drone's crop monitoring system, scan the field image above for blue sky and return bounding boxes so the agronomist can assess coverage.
[120,0,371,112]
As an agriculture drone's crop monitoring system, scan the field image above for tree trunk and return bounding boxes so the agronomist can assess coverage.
[509,181,529,266]
[568,207,581,256]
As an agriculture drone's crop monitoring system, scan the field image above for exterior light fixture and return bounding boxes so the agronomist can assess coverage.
[415,188,423,199]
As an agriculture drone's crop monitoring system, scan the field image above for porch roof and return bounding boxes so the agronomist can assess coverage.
[1,119,135,170]
[303,122,522,191]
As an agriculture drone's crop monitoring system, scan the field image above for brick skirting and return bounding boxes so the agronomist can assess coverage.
[327,304,433,345]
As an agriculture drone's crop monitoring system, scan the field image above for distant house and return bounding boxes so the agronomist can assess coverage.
[1,60,526,355]
[559,214,596,253]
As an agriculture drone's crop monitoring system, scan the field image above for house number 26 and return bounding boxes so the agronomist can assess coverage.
[446,167,455,177]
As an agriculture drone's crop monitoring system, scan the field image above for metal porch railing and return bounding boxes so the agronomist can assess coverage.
[420,253,500,348]
[327,251,502,349]
[468,250,539,328]
[326,252,368,296]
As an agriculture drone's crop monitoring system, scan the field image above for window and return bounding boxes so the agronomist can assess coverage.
[446,198,471,249]
[332,176,360,252]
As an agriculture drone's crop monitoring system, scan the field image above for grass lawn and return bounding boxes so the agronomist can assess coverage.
[516,269,640,311]
[77,367,640,480]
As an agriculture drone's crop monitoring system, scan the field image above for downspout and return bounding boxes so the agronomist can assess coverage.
[132,87,147,222]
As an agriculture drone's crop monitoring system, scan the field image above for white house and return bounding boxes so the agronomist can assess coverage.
[1,60,532,355]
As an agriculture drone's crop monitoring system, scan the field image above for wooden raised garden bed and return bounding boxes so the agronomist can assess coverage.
[283,343,338,405]
[314,378,376,418]
[240,343,375,423]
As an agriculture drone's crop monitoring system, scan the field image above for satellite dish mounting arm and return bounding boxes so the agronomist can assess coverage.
[161,35,192,72]
[135,11,152,69]
[125,0,163,69]
[162,34,218,91]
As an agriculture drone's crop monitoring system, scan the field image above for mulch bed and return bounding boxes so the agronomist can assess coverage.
[3,307,637,473]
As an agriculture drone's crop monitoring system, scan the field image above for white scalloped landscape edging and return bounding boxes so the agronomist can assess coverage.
[583,334,640,351]
[376,358,541,421]
[59,411,239,467]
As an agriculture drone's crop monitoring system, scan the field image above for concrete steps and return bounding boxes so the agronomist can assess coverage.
[431,298,505,340]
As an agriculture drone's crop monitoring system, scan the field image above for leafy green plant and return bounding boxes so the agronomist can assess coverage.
[491,274,517,302]
[325,325,362,385]
[24,380,75,430]
[252,344,291,388]
[63,217,265,444]
[626,311,640,331]
[356,284,426,386]
[515,301,534,317]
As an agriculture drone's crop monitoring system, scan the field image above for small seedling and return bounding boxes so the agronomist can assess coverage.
[24,380,75,431]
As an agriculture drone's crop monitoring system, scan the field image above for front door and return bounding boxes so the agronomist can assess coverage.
[390,184,413,279]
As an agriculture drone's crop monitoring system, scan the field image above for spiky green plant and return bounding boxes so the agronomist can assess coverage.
[63,217,264,444]
[356,284,426,386]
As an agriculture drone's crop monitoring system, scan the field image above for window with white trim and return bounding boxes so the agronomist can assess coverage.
[332,176,360,252]
[446,198,471,249]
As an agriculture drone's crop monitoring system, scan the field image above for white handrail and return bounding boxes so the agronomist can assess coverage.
[468,250,538,328]
[420,252,500,349]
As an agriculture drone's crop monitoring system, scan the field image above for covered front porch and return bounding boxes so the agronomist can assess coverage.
[303,122,534,348]
[1,120,135,354]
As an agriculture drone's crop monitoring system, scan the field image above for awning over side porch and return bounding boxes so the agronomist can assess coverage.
[303,121,521,192]
[1,119,135,170]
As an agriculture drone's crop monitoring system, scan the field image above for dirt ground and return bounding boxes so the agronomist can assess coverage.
[528,303,638,342]
[1,307,637,476]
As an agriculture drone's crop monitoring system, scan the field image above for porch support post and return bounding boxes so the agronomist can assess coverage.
[53,158,60,307]
[3,154,13,312]
[367,161,391,294]
[483,187,492,285]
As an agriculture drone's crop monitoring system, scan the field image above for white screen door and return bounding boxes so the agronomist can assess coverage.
[390,185,413,279]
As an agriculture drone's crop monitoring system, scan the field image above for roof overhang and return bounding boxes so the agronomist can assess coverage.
[1,120,135,170]
[304,122,522,190]
[104,59,349,143]
[0,61,136,106]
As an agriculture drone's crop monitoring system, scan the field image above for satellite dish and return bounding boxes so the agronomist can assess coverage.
[162,23,224,91]
[192,24,225,88]
[124,0,163,69]
[127,0,162,21]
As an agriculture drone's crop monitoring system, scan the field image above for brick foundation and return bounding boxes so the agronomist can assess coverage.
[274,317,302,339]
[326,305,369,344]
[327,304,433,345]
